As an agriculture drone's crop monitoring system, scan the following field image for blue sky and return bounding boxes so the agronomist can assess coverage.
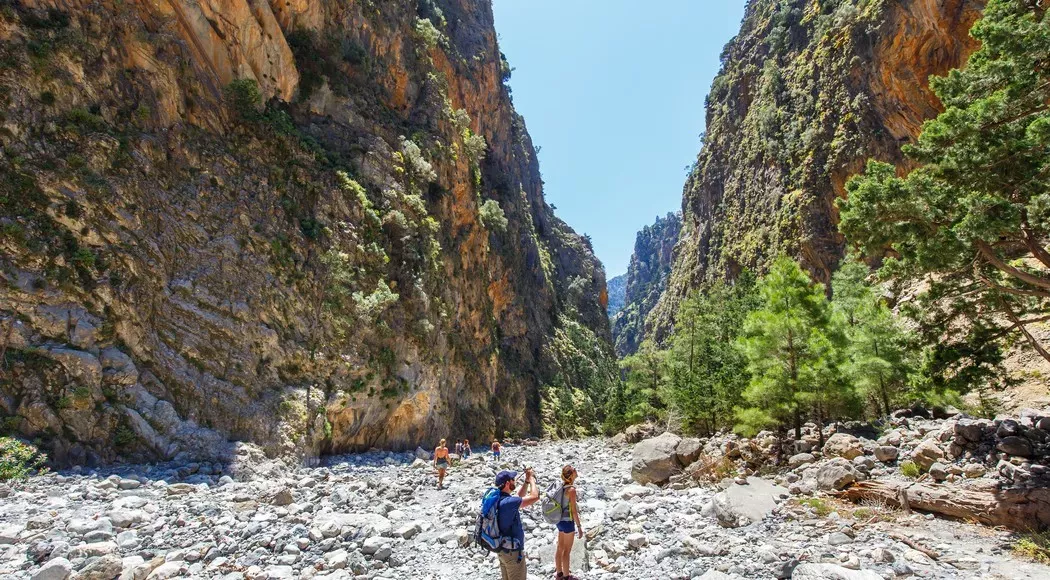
[491,0,747,277]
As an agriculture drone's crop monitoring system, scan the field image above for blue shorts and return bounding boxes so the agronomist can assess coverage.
[556,520,575,534]
[493,452,501,460]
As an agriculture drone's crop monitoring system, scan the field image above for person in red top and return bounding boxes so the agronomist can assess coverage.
[491,439,502,462]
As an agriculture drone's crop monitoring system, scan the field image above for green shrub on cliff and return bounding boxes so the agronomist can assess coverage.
[225,78,263,121]
[479,199,508,232]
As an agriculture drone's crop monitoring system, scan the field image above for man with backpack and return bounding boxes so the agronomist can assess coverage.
[482,468,539,579]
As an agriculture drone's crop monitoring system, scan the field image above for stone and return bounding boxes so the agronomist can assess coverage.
[816,458,858,491]
[78,554,123,580]
[928,462,949,481]
[873,446,898,463]
[788,453,816,467]
[910,440,944,471]
[361,536,386,555]
[997,436,1034,457]
[631,432,683,485]
[609,501,631,521]
[963,463,987,478]
[791,563,883,579]
[954,419,987,443]
[32,558,73,580]
[626,533,648,549]
[325,549,348,570]
[697,571,732,580]
[828,532,854,546]
[823,433,864,460]
[271,488,294,506]
[675,437,703,466]
[997,419,1022,438]
[774,559,800,579]
[872,548,895,563]
[0,524,22,544]
[108,509,148,529]
[709,476,788,527]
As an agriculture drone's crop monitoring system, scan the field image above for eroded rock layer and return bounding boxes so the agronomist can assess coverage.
[0,0,613,465]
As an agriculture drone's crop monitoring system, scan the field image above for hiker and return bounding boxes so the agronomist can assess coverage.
[454,439,464,466]
[434,438,450,489]
[495,468,539,579]
[553,465,584,580]
[463,439,472,459]
[492,439,502,462]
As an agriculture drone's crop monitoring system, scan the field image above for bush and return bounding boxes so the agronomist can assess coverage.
[0,437,47,481]
[1014,532,1050,564]
[226,78,263,121]
[400,137,437,183]
[479,199,507,232]
[463,131,487,164]
[900,460,921,479]
[414,18,442,50]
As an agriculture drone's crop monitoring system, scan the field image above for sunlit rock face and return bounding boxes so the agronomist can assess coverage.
[0,0,612,465]
[647,0,984,343]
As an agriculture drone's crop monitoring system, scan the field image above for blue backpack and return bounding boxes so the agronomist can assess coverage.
[473,488,523,553]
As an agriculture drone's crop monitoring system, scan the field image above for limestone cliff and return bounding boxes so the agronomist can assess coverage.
[611,212,680,357]
[0,0,613,466]
[648,0,985,342]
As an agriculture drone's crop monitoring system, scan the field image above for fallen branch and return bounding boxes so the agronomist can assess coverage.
[832,479,1050,531]
[888,532,940,560]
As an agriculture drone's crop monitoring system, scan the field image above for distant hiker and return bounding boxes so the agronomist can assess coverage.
[494,468,539,579]
[463,439,472,458]
[455,439,464,456]
[552,465,583,580]
[492,439,502,462]
[434,438,450,489]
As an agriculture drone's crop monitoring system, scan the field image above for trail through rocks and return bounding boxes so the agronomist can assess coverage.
[0,439,1048,579]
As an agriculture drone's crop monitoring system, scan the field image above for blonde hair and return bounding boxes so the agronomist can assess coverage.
[440,438,446,446]
[562,464,576,483]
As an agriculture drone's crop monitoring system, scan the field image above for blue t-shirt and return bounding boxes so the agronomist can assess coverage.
[497,493,525,548]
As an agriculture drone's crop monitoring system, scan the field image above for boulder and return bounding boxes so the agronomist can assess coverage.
[631,432,683,485]
[675,437,703,466]
[823,433,864,460]
[709,477,788,527]
[910,440,944,471]
[996,419,1022,438]
[873,446,898,463]
[538,536,589,571]
[77,554,123,580]
[788,453,816,467]
[954,419,987,443]
[997,436,1034,457]
[816,458,858,491]
[791,564,882,579]
[31,558,72,580]
[928,462,949,481]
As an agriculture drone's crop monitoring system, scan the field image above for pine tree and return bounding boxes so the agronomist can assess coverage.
[832,258,914,417]
[736,257,848,443]
[839,1,1050,371]
[665,273,759,435]
[617,341,668,426]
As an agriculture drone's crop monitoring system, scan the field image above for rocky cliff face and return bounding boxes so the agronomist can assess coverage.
[647,0,985,342]
[0,0,613,466]
[606,273,626,319]
[611,212,680,357]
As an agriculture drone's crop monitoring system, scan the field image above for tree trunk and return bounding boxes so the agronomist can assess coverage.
[833,480,1050,531]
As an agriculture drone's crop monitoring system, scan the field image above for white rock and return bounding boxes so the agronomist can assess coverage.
[32,557,73,580]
